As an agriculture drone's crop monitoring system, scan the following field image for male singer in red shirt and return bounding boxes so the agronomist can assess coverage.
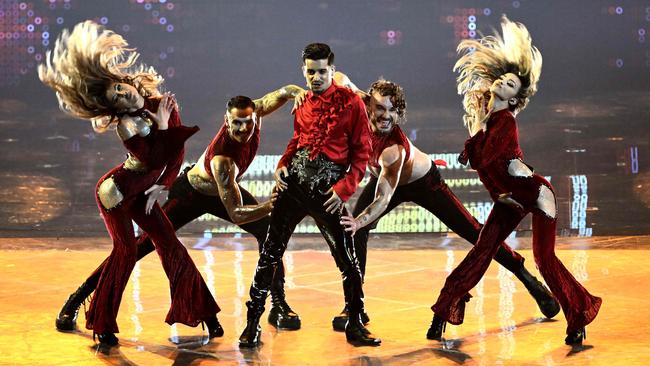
[239,43,380,347]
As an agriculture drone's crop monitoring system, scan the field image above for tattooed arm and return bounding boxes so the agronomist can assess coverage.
[253,84,304,117]
[340,144,406,235]
[211,155,276,225]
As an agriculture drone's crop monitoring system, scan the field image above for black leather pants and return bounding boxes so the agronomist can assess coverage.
[248,154,365,320]
[353,164,525,278]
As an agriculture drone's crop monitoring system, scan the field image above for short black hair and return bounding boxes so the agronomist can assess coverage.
[302,43,334,65]
[226,95,255,112]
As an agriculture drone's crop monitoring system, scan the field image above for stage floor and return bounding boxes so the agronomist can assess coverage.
[0,235,648,365]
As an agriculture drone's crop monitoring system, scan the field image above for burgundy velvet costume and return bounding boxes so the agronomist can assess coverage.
[432,109,601,333]
[86,98,218,334]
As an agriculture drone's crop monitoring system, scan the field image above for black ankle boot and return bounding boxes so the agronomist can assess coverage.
[517,267,561,319]
[239,301,265,348]
[204,316,224,338]
[565,327,586,346]
[332,306,370,332]
[345,318,381,347]
[56,281,93,331]
[426,314,447,341]
[268,287,301,330]
[96,332,119,347]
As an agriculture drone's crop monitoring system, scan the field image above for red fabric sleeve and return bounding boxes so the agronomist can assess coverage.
[277,118,300,169]
[156,109,197,188]
[123,108,198,189]
[479,111,518,169]
[332,98,371,201]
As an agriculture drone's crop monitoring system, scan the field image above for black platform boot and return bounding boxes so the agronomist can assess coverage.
[426,314,447,341]
[516,266,561,319]
[565,327,586,346]
[56,281,94,331]
[239,301,265,348]
[345,313,381,347]
[332,306,370,332]
[268,283,301,330]
[204,316,224,338]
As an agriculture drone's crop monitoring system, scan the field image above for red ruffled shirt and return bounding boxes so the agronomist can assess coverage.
[277,82,371,201]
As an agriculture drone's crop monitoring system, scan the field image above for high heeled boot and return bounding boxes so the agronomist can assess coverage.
[426,314,447,341]
[565,327,586,346]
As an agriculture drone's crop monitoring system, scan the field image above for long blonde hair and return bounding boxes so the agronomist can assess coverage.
[454,15,542,126]
[38,20,162,132]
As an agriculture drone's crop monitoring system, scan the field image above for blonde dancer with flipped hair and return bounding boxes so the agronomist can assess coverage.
[428,16,601,346]
[39,21,222,346]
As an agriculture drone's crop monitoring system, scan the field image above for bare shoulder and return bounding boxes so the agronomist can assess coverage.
[380,144,406,166]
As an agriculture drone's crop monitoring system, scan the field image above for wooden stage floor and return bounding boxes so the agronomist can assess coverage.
[0,235,648,365]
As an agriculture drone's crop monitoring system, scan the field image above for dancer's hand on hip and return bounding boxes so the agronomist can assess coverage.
[324,187,343,214]
[274,166,289,191]
[340,214,361,235]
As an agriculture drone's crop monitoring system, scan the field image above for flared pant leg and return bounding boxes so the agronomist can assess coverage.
[431,203,524,325]
[130,199,219,326]
[531,213,601,333]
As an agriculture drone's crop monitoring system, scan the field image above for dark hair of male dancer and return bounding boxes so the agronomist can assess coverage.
[329,72,560,332]
[238,43,380,347]
[55,87,305,335]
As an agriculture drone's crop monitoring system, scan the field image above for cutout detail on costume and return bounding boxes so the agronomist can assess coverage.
[537,184,556,218]
[97,177,124,210]
[507,158,533,177]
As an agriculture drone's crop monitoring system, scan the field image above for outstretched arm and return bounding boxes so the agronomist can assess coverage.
[212,155,276,225]
[340,144,406,234]
[253,84,305,117]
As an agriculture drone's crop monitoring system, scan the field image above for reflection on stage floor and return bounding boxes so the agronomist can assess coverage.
[0,235,648,365]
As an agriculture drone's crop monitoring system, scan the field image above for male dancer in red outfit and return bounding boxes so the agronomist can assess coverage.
[55,90,306,336]
[428,16,601,346]
[330,74,559,331]
[239,43,380,347]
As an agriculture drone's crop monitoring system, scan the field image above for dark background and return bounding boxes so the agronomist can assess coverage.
[0,0,648,237]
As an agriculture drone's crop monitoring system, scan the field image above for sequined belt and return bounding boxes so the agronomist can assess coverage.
[123,153,147,172]
[289,149,346,192]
